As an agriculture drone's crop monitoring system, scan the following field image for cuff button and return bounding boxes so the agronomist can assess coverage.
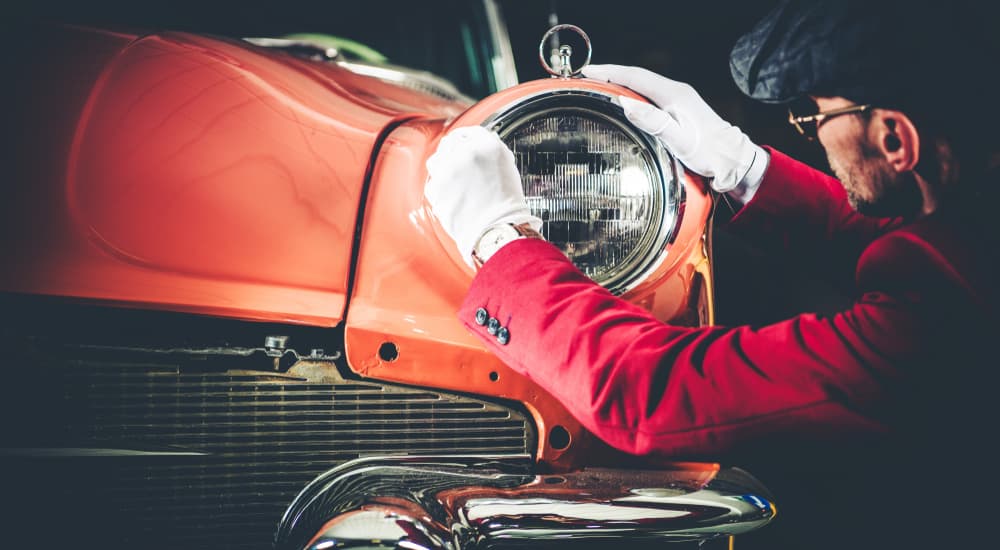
[475,308,489,326]
[496,327,510,345]
[487,317,500,335]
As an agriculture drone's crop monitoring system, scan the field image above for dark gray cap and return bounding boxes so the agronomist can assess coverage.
[729,0,987,108]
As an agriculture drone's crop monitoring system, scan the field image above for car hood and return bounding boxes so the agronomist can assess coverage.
[1,24,470,325]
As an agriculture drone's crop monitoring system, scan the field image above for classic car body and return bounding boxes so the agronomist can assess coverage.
[0,3,774,548]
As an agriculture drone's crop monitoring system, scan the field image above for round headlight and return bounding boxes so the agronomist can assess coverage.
[486,91,682,294]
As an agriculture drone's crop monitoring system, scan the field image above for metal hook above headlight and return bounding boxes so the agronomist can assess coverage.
[539,24,592,78]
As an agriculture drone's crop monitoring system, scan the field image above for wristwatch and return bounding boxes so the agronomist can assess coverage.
[471,222,543,268]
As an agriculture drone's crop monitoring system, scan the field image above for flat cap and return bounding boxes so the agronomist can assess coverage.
[729,0,983,107]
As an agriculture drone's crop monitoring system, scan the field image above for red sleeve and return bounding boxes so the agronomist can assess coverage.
[459,238,929,458]
[729,147,902,264]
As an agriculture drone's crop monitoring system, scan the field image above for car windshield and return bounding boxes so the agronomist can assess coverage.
[34,0,510,99]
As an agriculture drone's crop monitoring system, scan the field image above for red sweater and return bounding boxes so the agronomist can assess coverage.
[459,148,993,460]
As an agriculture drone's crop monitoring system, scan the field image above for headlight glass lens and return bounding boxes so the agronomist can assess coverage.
[495,98,677,292]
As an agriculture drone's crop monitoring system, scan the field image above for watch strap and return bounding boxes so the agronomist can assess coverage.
[471,222,543,269]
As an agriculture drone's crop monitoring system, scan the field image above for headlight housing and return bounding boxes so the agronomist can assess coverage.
[485,91,683,294]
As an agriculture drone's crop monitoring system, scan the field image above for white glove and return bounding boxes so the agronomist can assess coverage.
[583,64,767,197]
[425,126,543,267]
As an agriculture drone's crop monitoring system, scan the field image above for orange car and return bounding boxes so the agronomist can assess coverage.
[0,3,774,549]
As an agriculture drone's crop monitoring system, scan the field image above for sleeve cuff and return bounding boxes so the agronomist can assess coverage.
[727,145,770,205]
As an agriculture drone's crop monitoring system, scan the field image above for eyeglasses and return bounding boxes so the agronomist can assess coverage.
[788,104,871,141]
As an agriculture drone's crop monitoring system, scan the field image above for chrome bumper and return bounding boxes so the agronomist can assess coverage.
[275,455,776,549]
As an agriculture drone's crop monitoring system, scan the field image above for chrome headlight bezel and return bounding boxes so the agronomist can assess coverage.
[482,90,684,295]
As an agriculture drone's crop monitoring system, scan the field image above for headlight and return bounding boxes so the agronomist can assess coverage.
[486,91,683,294]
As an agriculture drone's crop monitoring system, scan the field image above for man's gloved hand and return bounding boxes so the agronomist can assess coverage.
[582,64,767,196]
[425,126,542,267]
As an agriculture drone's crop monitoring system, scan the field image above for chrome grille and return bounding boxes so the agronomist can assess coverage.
[2,352,534,549]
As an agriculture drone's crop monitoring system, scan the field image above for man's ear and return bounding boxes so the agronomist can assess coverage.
[874,110,919,172]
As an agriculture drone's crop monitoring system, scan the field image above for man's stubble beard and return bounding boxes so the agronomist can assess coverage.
[827,142,924,219]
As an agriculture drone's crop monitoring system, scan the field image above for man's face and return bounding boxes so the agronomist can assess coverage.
[814,97,922,218]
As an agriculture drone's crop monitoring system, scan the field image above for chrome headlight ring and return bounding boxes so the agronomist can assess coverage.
[483,90,684,295]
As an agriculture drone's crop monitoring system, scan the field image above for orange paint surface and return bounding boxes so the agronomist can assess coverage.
[3,25,465,326]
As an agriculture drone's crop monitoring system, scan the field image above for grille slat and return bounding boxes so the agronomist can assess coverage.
[73,398,494,409]
[79,420,526,433]
[67,438,529,453]
[81,417,519,430]
[66,389,445,400]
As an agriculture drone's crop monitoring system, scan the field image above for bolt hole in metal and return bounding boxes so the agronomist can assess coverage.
[549,425,571,450]
[378,342,399,362]
[489,371,499,382]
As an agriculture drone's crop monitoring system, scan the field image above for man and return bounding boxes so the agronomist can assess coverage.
[425,2,997,548]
